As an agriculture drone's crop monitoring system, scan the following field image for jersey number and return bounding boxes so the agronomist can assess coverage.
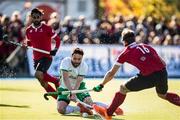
[136,45,150,54]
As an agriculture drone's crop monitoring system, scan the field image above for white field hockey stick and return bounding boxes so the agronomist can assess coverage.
[44,89,93,100]
[2,35,50,54]
[76,98,104,120]
[63,89,93,94]
[76,98,93,109]
[76,99,118,119]
[5,46,21,63]
[11,41,50,54]
[27,46,50,54]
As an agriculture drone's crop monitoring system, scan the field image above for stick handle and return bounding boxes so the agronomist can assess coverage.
[9,41,50,54]
[63,89,93,94]
[27,46,50,54]
[44,89,94,100]
[76,98,93,109]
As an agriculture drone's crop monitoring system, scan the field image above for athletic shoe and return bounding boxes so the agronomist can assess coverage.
[77,103,93,115]
[93,104,112,120]
[115,107,123,115]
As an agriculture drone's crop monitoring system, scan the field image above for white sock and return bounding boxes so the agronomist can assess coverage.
[65,105,80,114]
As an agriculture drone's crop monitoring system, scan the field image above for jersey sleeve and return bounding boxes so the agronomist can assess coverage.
[116,48,128,65]
[79,62,88,76]
[60,58,69,72]
[25,29,30,40]
[47,25,57,39]
[25,29,31,46]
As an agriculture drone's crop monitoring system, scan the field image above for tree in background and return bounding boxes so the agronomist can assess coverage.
[100,0,179,22]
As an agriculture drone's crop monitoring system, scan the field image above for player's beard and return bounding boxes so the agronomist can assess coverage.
[71,61,80,68]
[33,21,41,27]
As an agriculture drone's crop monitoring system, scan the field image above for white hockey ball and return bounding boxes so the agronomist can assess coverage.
[82,112,88,118]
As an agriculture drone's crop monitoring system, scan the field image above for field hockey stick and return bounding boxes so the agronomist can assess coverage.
[44,91,58,100]
[76,99,118,118]
[2,35,50,54]
[76,98,93,109]
[5,46,21,63]
[44,89,93,100]
[75,98,104,120]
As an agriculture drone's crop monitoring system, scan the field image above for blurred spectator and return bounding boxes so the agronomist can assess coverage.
[152,36,161,45]
[173,35,180,45]
[50,12,60,20]
[48,15,63,39]
[24,11,32,28]
[78,15,86,27]
[126,21,135,31]
[9,11,24,43]
[62,16,73,34]
[163,34,173,45]
[1,15,10,34]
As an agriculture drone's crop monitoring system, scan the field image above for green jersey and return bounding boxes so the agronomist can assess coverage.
[59,57,88,89]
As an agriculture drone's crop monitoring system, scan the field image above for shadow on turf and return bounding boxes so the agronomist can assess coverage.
[0,104,30,108]
[62,114,124,120]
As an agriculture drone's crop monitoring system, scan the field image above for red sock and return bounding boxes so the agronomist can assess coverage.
[45,84,57,99]
[44,73,59,86]
[166,92,180,106]
[107,92,126,116]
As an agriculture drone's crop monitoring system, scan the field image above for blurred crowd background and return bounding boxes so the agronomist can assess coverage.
[0,0,179,77]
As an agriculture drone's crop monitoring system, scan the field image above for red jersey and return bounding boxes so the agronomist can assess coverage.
[116,42,166,76]
[26,23,60,60]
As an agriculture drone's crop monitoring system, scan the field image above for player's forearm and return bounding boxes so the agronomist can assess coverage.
[63,78,73,90]
[73,77,83,90]
[101,71,114,86]
[101,64,120,86]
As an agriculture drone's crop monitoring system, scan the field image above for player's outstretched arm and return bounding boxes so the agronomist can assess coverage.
[94,64,120,92]
[102,64,120,85]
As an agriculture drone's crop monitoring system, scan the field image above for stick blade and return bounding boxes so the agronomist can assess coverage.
[93,111,104,120]
[2,34,8,42]
[44,93,49,100]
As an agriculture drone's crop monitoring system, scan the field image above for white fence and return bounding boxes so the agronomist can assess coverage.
[27,45,180,77]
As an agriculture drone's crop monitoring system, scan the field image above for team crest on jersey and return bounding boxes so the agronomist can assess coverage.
[140,56,146,61]
[39,29,43,32]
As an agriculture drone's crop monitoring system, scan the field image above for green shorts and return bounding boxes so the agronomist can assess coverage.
[57,82,91,103]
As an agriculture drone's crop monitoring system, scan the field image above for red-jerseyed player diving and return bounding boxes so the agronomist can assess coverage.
[93,28,180,120]
[25,8,61,99]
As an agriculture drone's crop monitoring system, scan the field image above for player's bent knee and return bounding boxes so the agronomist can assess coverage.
[57,101,68,114]
[120,85,129,94]
[57,107,66,114]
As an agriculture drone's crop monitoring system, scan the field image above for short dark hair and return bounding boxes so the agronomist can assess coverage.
[121,28,135,44]
[31,8,44,16]
[72,48,84,56]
